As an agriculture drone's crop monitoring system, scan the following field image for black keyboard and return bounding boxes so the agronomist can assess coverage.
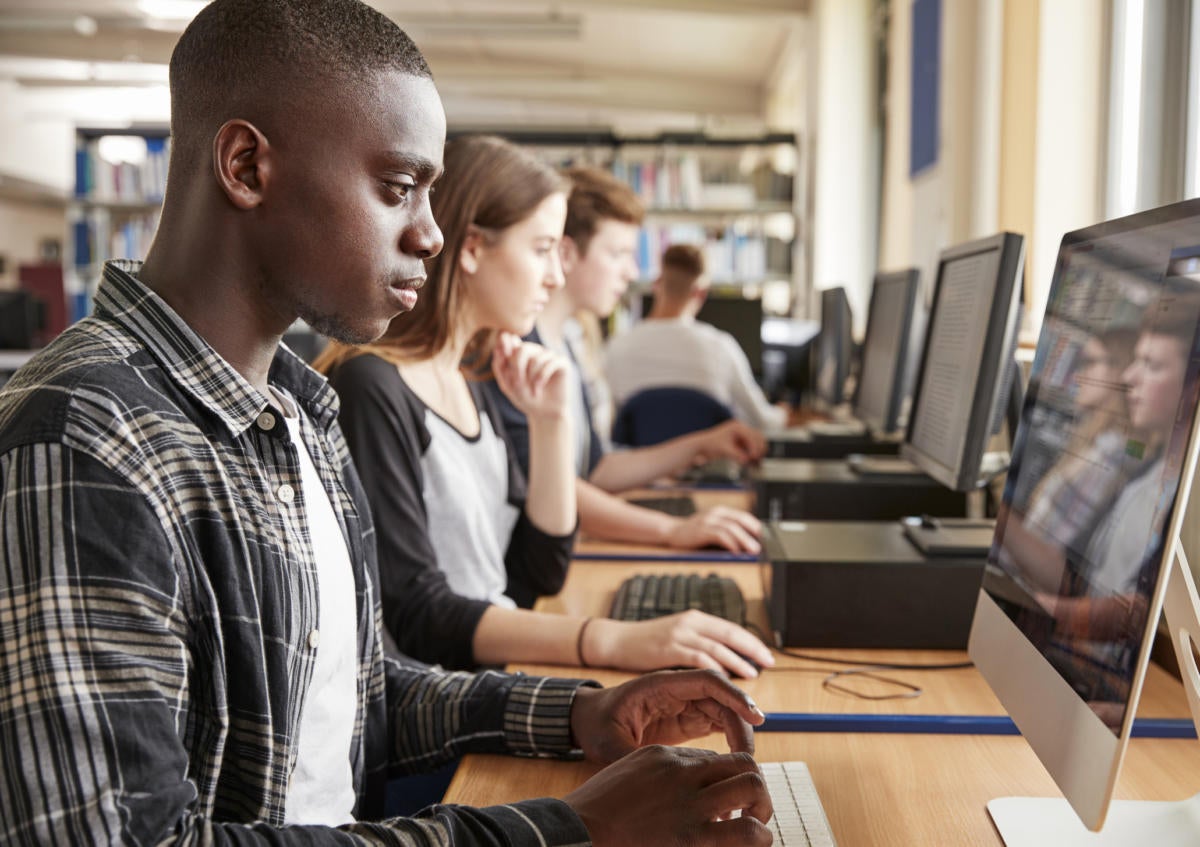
[627,495,698,517]
[609,572,746,625]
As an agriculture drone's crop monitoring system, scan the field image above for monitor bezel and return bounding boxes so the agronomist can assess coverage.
[968,197,1200,832]
[852,268,920,434]
[901,232,1025,491]
[814,286,853,408]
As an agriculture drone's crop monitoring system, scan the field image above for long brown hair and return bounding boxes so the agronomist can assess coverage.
[313,134,567,374]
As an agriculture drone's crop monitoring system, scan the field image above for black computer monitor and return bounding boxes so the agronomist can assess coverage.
[0,291,41,350]
[812,286,854,407]
[970,199,1200,844]
[852,269,920,434]
[902,233,1025,492]
[695,293,764,376]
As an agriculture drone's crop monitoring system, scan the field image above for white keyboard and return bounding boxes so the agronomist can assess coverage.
[762,761,838,846]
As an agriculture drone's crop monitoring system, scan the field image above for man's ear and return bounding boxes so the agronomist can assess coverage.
[559,235,581,274]
[213,119,271,210]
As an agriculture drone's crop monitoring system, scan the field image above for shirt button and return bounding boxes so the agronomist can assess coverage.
[256,411,276,431]
[307,629,321,649]
[277,484,295,504]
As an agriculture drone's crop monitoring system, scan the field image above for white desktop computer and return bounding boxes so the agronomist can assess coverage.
[970,198,1200,844]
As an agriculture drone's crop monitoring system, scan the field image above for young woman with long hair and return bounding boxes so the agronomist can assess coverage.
[315,135,771,677]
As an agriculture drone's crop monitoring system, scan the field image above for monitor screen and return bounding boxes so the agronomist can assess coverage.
[853,269,920,434]
[970,198,1200,832]
[814,286,853,407]
[695,294,764,376]
[903,233,1025,491]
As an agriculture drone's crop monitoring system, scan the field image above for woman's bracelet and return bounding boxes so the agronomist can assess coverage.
[576,616,594,667]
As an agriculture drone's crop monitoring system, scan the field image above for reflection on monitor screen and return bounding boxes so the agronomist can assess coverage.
[970,199,1200,842]
[853,269,920,434]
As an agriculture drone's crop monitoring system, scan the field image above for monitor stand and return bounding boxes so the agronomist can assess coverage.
[988,541,1200,846]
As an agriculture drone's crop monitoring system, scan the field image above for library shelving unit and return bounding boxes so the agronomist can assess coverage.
[67,126,169,321]
[451,129,803,317]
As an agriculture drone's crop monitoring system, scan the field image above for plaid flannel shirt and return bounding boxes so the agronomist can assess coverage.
[0,261,593,846]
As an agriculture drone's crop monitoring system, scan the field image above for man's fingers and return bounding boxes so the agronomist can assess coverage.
[634,670,765,727]
[699,768,773,825]
[698,816,774,846]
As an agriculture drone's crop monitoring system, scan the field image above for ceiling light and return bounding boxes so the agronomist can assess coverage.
[137,0,209,22]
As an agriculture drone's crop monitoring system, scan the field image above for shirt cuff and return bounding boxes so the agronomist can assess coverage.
[502,675,600,757]
[481,798,594,846]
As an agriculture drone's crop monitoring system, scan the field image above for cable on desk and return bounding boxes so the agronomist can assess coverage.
[744,622,975,671]
[743,622,974,701]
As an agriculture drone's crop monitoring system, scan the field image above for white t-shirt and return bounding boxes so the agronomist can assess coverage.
[421,407,521,606]
[604,318,787,430]
[272,388,358,827]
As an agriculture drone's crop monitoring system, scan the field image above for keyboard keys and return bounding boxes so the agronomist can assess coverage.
[609,573,746,625]
[761,761,838,847]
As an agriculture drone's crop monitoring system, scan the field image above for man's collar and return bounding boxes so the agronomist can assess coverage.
[95,260,339,435]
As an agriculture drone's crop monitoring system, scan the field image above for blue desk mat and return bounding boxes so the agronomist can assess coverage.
[760,712,1196,738]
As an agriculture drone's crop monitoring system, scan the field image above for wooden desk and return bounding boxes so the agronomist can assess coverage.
[524,559,1193,719]
[445,732,1200,845]
[444,557,1200,844]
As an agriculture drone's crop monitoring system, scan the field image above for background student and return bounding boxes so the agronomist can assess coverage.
[604,243,788,431]
[488,166,767,555]
[317,134,772,679]
[0,3,774,844]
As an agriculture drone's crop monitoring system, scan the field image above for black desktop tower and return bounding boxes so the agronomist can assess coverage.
[763,521,985,649]
[766,429,902,460]
[752,458,970,522]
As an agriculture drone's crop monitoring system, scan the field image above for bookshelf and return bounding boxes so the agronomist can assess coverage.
[67,126,169,321]
[455,129,803,314]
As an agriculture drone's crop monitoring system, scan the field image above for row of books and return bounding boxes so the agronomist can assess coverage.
[71,209,161,269]
[635,224,792,283]
[612,156,793,210]
[74,136,170,203]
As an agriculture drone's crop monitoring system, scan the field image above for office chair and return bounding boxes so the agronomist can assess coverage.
[611,386,733,447]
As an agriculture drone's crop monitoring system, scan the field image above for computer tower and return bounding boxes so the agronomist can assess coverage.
[751,458,970,522]
[763,521,985,648]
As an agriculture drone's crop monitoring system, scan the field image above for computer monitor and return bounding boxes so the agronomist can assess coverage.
[638,289,765,376]
[970,198,1200,844]
[813,286,853,407]
[852,269,920,434]
[695,293,765,377]
[902,233,1025,491]
[0,291,41,350]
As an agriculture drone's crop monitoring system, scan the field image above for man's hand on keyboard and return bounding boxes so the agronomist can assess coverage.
[590,612,774,678]
[569,668,765,762]
[563,746,773,846]
[666,506,762,554]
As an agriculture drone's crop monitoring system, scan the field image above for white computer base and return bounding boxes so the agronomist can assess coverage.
[988,794,1200,846]
[990,542,1200,846]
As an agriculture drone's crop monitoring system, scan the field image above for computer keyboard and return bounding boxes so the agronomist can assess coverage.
[760,761,838,846]
[626,495,698,517]
[678,456,744,484]
[609,572,746,625]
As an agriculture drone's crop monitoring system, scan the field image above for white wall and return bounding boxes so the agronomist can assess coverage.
[1028,0,1105,330]
[881,0,1002,306]
[0,200,64,290]
[807,0,878,335]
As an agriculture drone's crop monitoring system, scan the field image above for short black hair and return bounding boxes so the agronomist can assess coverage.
[169,0,431,160]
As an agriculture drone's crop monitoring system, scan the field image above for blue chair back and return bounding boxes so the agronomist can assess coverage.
[611,387,732,447]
